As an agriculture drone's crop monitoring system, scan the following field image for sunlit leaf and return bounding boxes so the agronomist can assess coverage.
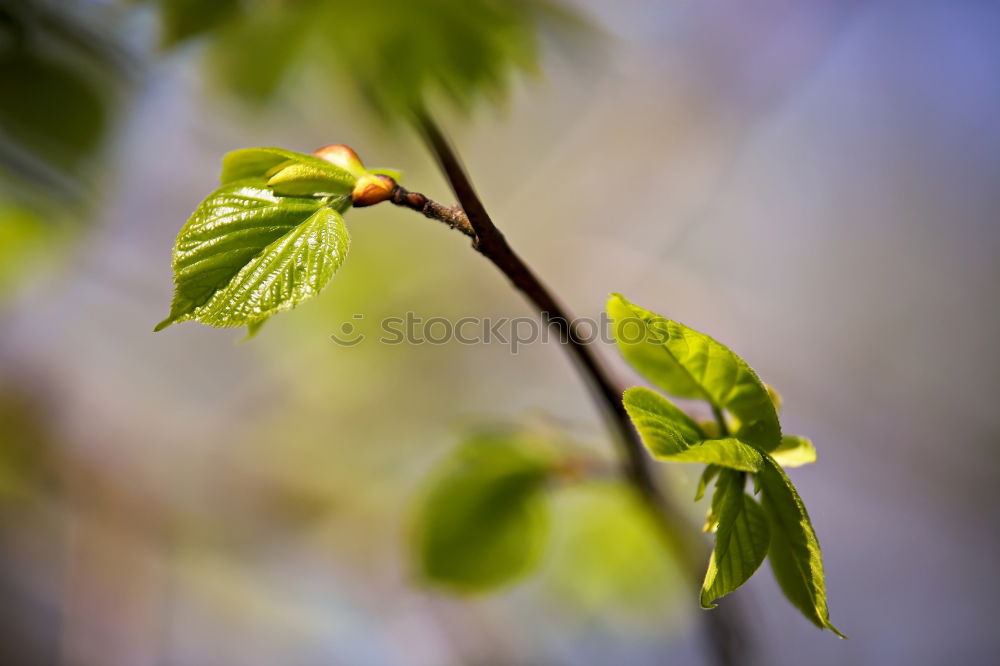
[220,147,356,191]
[608,293,702,398]
[771,435,818,468]
[759,454,844,636]
[623,387,763,472]
[155,179,350,332]
[609,294,781,452]
[410,431,554,592]
[266,162,357,197]
[700,471,770,608]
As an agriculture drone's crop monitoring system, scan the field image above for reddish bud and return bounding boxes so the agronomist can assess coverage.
[351,174,395,207]
[313,144,366,178]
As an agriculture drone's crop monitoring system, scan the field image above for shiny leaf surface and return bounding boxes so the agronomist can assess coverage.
[759,454,844,636]
[700,471,770,608]
[623,387,763,472]
[610,294,781,452]
[156,179,350,332]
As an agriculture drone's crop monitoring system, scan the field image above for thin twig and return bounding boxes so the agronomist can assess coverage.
[391,111,749,666]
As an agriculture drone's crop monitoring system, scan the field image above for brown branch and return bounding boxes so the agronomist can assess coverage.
[389,179,704,556]
[390,112,751,666]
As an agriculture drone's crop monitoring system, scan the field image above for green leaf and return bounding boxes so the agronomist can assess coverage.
[266,162,357,197]
[701,471,770,608]
[609,294,782,452]
[759,454,844,637]
[771,435,818,468]
[695,464,720,502]
[608,293,702,399]
[220,147,356,192]
[623,387,763,472]
[410,431,554,593]
[155,179,350,331]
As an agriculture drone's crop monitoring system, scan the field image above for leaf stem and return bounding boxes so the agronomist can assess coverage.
[390,111,749,666]
[712,404,731,437]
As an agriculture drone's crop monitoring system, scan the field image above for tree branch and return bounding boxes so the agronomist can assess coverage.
[396,111,749,666]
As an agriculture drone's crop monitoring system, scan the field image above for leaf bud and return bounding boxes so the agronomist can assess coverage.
[351,173,396,207]
[313,144,366,178]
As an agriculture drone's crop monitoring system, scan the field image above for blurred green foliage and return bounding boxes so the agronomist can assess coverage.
[149,0,592,120]
[0,0,129,196]
[544,481,684,625]
[0,0,130,298]
[0,203,62,302]
[410,428,555,592]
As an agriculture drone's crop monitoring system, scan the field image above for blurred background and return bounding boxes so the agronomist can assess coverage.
[1,0,998,664]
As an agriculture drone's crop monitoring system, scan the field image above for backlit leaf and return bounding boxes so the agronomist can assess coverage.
[700,471,770,608]
[608,292,702,398]
[609,294,781,452]
[220,147,356,192]
[695,464,720,502]
[623,387,762,472]
[771,435,818,468]
[155,179,350,332]
[759,454,843,636]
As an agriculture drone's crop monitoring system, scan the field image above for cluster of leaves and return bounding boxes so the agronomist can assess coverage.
[609,294,841,636]
[408,427,683,625]
[408,296,839,635]
[155,146,397,334]
[147,0,591,120]
[158,159,840,633]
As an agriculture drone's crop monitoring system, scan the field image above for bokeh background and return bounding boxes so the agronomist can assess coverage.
[2,0,998,664]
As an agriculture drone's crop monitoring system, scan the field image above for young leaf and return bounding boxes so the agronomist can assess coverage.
[220,147,356,192]
[155,179,350,332]
[623,387,762,472]
[701,471,770,608]
[759,454,844,637]
[609,294,781,452]
[411,432,554,593]
[266,161,357,197]
[771,435,818,468]
[608,293,702,399]
[695,464,720,502]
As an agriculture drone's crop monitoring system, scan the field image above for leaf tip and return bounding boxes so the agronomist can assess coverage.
[828,623,848,640]
[241,319,267,341]
[153,317,174,332]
